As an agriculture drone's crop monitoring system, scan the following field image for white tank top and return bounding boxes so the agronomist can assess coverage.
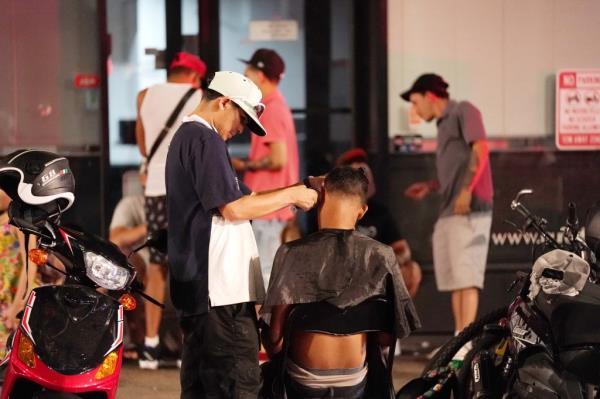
[140,82,202,196]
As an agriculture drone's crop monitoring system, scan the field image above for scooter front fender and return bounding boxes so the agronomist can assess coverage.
[1,329,123,399]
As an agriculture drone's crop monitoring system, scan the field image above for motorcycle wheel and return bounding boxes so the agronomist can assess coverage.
[424,306,508,373]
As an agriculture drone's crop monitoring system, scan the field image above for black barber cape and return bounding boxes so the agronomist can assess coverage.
[261,229,421,338]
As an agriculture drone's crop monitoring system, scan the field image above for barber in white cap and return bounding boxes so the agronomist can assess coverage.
[165,71,318,398]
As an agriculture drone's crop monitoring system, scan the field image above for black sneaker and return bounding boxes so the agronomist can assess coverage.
[138,344,161,370]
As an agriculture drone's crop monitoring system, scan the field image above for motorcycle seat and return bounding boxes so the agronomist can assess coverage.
[535,281,600,348]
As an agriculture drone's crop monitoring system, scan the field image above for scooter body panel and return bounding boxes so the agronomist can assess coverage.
[1,288,124,399]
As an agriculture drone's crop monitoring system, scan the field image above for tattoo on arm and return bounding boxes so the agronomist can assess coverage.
[247,155,273,171]
[462,150,480,189]
[462,142,489,192]
[246,142,286,171]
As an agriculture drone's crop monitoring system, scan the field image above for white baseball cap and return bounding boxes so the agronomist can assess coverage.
[208,71,267,136]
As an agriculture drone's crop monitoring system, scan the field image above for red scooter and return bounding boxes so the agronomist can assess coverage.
[0,149,162,398]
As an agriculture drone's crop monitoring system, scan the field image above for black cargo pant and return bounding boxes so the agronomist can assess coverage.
[179,302,261,399]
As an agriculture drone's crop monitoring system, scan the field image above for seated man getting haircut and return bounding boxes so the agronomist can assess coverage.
[261,166,421,398]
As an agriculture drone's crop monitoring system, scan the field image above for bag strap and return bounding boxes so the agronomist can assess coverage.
[146,87,197,164]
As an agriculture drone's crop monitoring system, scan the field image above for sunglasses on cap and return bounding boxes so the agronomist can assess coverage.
[229,96,266,118]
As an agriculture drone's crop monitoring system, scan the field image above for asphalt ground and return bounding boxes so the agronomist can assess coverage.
[115,356,428,398]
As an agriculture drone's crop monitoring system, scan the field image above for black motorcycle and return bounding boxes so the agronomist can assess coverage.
[399,189,600,399]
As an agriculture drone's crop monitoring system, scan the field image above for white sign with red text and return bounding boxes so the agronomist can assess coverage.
[556,70,600,150]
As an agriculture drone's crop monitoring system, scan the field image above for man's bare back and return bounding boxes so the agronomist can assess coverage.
[289,332,367,369]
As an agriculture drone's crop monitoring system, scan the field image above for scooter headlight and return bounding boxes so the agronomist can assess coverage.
[84,252,130,290]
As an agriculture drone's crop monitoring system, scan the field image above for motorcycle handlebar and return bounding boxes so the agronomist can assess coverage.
[510,189,560,248]
[510,190,591,255]
[130,279,165,308]
[510,189,534,219]
[137,290,165,308]
[568,202,578,229]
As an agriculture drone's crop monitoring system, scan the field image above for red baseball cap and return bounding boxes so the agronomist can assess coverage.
[336,148,368,166]
[169,52,207,78]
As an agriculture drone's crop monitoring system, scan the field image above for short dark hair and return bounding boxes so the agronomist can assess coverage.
[201,88,223,102]
[202,73,224,102]
[324,166,369,205]
[168,66,195,77]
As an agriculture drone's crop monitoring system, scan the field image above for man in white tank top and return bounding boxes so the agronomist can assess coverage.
[135,52,206,369]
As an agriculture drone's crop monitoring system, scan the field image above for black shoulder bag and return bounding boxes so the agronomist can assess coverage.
[145,87,197,166]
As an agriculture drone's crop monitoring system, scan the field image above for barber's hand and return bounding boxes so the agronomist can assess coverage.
[304,175,326,192]
[453,188,472,215]
[291,186,318,211]
[404,182,430,200]
[400,261,422,298]
[393,240,412,265]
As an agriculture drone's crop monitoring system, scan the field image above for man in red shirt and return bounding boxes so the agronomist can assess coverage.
[232,49,299,288]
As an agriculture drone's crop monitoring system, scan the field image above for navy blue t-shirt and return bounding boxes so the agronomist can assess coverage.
[165,119,244,316]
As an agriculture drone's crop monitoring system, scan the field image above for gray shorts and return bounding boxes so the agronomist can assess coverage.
[432,212,492,291]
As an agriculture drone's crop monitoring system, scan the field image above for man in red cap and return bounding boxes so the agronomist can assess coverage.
[232,49,299,289]
[135,51,206,369]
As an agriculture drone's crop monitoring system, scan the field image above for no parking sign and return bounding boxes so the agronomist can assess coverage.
[556,70,600,150]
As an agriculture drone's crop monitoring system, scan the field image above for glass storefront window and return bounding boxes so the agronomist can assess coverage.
[0,0,101,154]
[107,0,166,166]
[219,0,306,110]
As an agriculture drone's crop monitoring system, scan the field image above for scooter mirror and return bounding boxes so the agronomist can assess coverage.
[145,228,167,254]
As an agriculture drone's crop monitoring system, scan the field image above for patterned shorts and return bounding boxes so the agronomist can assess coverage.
[144,195,168,266]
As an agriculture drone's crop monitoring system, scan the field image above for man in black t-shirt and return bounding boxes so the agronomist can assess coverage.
[165,71,318,399]
[337,148,422,297]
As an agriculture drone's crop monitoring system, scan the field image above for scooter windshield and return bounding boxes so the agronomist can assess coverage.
[26,285,120,374]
